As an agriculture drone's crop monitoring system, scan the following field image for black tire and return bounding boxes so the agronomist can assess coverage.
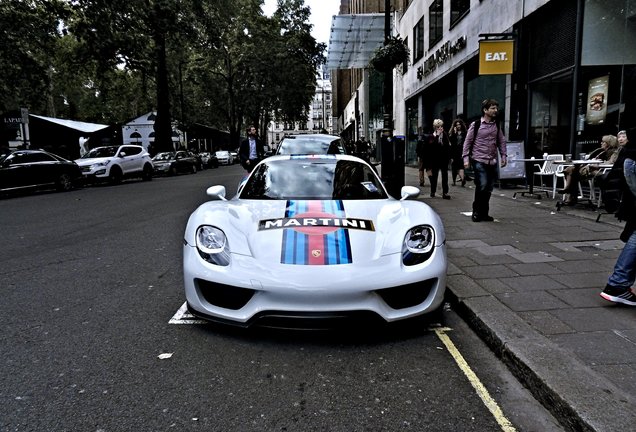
[109,166,123,185]
[169,165,178,176]
[191,163,197,174]
[56,173,73,191]
[142,164,153,181]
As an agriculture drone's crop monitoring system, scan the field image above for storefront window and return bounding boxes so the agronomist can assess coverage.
[529,74,572,157]
[406,98,419,165]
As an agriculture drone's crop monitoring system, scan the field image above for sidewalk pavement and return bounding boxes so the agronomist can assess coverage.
[402,166,636,432]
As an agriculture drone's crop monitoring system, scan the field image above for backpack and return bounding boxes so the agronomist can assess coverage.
[471,119,501,144]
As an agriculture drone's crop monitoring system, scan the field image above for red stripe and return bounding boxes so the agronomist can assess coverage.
[307,201,325,265]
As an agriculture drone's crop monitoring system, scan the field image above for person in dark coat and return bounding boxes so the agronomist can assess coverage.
[423,118,452,199]
[449,118,467,186]
[239,125,265,173]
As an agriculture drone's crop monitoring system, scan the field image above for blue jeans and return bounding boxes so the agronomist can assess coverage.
[471,161,497,217]
[608,229,636,288]
[624,158,636,199]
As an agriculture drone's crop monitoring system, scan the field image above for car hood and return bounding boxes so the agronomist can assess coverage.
[185,198,445,265]
[75,157,112,166]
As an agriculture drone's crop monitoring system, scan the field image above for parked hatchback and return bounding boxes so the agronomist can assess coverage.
[215,150,233,165]
[75,145,153,184]
[152,151,199,176]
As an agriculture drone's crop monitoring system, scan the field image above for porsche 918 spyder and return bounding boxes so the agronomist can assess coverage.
[183,154,447,328]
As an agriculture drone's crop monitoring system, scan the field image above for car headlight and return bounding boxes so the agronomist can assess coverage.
[196,225,230,266]
[91,160,110,169]
[402,225,435,266]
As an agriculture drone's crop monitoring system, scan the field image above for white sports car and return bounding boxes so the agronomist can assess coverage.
[183,154,447,328]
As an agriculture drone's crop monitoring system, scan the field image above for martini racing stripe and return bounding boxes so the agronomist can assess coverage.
[281,200,352,265]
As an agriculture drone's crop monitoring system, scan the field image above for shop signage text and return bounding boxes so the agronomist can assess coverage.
[417,35,467,80]
[478,39,514,75]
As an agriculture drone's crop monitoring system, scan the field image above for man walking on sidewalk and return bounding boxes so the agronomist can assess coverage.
[462,98,507,222]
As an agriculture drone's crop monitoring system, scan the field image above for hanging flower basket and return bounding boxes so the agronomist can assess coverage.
[369,36,410,72]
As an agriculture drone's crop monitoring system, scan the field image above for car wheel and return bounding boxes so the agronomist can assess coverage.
[56,173,73,191]
[142,164,153,181]
[109,166,123,185]
[169,165,178,176]
[191,164,197,174]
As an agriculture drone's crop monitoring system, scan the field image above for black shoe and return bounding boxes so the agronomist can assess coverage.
[482,215,494,222]
[443,194,451,200]
[419,182,424,186]
[430,193,435,198]
[563,198,578,206]
[461,178,466,187]
[600,285,636,306]
[471,213,481,222]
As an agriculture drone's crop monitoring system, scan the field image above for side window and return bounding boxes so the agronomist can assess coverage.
[123,146,142,156]
[33,152,56,162]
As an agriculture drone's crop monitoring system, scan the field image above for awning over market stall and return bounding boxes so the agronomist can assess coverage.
[326,14,386,70]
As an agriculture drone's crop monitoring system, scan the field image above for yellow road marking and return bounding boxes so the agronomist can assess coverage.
[434,327,517,432]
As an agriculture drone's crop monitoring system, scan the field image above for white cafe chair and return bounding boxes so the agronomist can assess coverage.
[534,154,563,198]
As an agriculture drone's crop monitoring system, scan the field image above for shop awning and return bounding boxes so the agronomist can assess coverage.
[29,114,109,133]
[326,14,386,70]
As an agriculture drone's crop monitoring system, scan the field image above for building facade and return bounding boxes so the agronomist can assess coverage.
[331,0,636,166]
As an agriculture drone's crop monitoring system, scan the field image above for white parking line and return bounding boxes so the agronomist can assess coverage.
[434,327,517,432]
[168,302,207,324]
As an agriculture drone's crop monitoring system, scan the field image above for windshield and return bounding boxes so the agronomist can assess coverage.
[81,146,118,158]
[277,137,344,155]
[240,158,387,200]
[153,152,175,161]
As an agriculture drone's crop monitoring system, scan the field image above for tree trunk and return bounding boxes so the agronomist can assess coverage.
[153,31,173,152]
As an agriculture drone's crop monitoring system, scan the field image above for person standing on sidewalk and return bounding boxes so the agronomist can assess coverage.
[449,118,467,186]
[423,119,452,199]
[416,130,427,187]
[601,129,636,306]
[462,98,507,222]
[239,125,265,173]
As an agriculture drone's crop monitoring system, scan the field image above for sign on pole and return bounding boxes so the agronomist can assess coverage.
[478,40,514,75]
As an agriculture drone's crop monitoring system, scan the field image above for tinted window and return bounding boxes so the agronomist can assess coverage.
[7,152,54,164]
[122,146,142,156]
[277,137,345,155]
[83,147,118,158]
[240,158,387,200]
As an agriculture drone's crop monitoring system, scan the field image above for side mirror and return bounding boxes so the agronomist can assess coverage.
[119,151,127,158]
[206,185,227,201]
[400,185,420,200]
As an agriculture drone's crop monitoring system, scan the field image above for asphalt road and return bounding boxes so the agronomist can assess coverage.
[1,165,562,431]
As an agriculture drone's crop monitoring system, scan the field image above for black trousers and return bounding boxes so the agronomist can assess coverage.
[429,167,449,195]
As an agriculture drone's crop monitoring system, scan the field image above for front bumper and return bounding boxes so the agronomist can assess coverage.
[183,244,447,327]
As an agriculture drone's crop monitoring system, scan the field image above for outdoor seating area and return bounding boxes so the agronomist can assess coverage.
[511,154,615,221]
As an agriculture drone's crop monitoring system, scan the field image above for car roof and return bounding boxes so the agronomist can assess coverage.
[281,133,340,142]
[264,154,360,163]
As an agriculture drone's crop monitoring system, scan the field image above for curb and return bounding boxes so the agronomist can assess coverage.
[445,289,636,432]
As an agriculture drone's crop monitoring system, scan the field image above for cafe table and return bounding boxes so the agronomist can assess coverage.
[510,157,550,199]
